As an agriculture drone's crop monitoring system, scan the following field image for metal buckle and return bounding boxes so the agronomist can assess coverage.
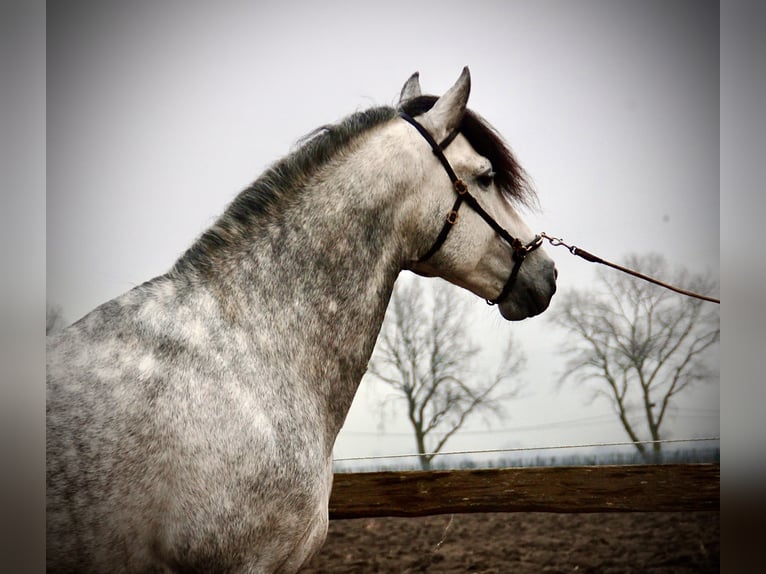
[446,210,459,225]
[454,180,468,195]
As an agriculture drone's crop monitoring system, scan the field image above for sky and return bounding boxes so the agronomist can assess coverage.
[47,0,720,468]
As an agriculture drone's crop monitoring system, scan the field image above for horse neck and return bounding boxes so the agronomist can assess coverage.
[179,129,414,439]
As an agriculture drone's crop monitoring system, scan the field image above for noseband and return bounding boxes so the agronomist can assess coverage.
[400,112,543,305]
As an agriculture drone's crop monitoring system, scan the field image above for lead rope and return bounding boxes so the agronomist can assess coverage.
[539,232,720,304]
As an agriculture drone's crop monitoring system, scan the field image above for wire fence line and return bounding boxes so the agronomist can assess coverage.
[332,436,720,463]
[338,409,720,437]
[340,413,618,436]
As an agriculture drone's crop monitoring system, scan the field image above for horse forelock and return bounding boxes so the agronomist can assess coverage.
[400,95,537,210]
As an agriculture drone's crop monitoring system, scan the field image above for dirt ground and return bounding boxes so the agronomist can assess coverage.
[302,512,719,573]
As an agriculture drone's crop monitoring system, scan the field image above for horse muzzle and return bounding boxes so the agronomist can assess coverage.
[497,257,557,321]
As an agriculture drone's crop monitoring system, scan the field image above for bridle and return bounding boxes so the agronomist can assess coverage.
[400,112,543,306]
[400,112,719,306]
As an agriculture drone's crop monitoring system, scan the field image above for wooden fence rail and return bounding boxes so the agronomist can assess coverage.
[328,463,719,519]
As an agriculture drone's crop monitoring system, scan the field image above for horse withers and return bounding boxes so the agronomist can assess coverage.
[47,68,556,573]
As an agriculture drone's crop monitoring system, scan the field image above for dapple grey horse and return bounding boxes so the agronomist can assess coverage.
[47,68,557,573]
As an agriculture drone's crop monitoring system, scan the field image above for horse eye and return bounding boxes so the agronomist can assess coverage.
[477,170,495,188]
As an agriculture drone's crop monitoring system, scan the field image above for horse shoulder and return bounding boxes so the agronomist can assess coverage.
[47,278,333,572]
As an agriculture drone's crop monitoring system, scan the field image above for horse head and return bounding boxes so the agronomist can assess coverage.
[397,67,557,320]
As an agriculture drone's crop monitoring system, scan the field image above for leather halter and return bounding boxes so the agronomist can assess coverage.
[400,112,543,305]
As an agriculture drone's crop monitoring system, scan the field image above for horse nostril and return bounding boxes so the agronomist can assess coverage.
[553,266,559,280]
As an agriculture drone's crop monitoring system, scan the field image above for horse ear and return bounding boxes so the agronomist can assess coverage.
[420,66,471,142]
[399,72,422,104]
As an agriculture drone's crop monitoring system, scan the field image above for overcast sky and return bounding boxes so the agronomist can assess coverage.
[47,0,720,466]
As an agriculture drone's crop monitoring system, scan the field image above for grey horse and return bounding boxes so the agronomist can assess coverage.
[47,68,557,573]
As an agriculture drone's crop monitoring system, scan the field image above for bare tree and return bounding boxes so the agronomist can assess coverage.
[368,278,525,470]
[46,303,67,335]
[550,253,719,462]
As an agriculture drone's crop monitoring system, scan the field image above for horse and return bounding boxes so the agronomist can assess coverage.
[46,67,557,573]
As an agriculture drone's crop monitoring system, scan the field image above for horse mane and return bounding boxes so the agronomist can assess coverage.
[173,97,534,276]
[173,106,398,276]
[235,107,401,220]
